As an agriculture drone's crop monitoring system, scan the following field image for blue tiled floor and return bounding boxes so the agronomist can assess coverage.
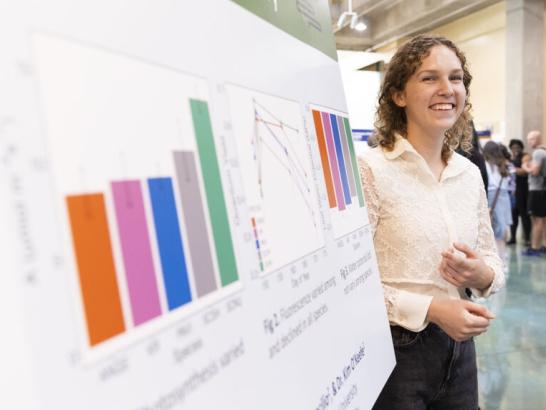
[477,244,546,410]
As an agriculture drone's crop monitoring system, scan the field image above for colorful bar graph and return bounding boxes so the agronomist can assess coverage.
[190,99,239,287]
[148,177,192,311]
[321,112,346,211]
[312,110,336,208]
[65,97,245,347]
[173,151,218,297]
[337,115,356,197]
[343,117,365,207]
[66,193,125,346]
[330,113,351,205]
[111,180,162,325]
[313,109,366,211]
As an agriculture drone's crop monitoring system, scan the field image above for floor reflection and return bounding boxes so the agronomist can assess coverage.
[476,245,546,410]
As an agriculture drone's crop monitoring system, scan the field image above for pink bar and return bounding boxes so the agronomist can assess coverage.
[111,180,161,326]
[321,112,346,211]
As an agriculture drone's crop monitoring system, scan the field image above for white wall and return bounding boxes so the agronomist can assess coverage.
[337,50,383,131]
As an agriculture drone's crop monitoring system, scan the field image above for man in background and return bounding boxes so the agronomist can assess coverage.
[522,130,546,256]
[508,139,531,246]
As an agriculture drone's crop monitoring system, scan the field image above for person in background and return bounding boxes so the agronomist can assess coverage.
[483,141,513,268]
[500,143,517,220]
[457,121,488,192]
[367,131,379,148]
[522,130,546,256]
[507,139,531,246]
[358,34,504,409]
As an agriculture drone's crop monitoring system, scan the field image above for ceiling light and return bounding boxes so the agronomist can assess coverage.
[354,22,367,32]
[337,13,348,28]
[350,14,358,29]
[337,0,361,30]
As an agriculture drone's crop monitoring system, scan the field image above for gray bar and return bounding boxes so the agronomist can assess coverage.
[337,115,356,197]
[173,151,217,297]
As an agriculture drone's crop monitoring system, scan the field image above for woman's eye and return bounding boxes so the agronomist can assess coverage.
[422,76,435,82]
[450,75,463,81]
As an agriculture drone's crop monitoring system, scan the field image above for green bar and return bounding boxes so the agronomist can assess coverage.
[343,117,365,208]
[190,99,238,286]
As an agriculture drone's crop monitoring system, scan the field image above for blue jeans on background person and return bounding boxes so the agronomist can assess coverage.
[373,324,478,410]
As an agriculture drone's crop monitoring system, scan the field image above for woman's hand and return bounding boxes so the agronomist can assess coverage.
[439,242,494,291]
[427,297,495,341]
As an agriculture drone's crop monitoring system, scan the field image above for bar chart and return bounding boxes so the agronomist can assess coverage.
[226,86,324,276]
[310,106,368,238]
[35,35,240,349]
[64,99,239,347]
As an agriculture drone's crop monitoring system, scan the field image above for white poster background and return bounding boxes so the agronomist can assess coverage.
[0,1,394,409]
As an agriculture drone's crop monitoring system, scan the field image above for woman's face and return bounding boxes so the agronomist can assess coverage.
[510,144,522,157]
[393,45,466,140]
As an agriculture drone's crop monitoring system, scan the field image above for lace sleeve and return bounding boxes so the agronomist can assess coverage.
[382,284,397,320]
[472,181,505,298]
[358,157,380,236]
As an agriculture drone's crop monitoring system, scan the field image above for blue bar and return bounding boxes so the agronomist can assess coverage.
[148,177,192,310]
[329,113,352,205]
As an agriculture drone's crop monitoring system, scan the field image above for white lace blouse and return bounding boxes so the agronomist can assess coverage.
[358,136,505,331]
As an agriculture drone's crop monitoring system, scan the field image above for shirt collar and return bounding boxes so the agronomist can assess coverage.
[382,134,471,181]
[441,151,471,181]
[383,134,417,160]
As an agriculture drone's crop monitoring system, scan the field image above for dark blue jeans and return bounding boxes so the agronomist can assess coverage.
[373,324,478,410]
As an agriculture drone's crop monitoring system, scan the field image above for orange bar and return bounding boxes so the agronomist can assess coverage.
[66,193,125,346]
[312,110,337,208]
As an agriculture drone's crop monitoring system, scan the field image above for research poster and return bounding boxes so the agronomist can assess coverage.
[0,1,394,409]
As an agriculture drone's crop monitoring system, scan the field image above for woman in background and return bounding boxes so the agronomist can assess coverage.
[483,141,513,268]
[359,35,505,409]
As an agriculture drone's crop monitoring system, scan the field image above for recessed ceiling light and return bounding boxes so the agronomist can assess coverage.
[354,22,367,32]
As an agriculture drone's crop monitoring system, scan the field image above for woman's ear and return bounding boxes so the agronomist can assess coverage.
[392,90,406,108]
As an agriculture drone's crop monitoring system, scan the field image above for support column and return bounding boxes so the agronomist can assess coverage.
[506,0,544,143]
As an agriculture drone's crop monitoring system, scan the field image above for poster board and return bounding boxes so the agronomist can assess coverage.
[0,1,395,408]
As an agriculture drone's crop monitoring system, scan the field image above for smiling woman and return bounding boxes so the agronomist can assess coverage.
[375,36,473,165]
[358,35,505,409]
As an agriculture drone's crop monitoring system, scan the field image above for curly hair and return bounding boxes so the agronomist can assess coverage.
[375,35,473,162]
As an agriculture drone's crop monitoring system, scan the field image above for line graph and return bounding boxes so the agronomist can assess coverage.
[252,99,318,228]
[226,86,324,275]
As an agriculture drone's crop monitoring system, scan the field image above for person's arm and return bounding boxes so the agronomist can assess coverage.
[385,276,493,340]
[358,157,379,236]
[515,154,529,176]
[439,176,505,298]
[426,297,494,342]
[383,285,433,330]
[429,178,497,342]
[439,243,494,290]
[521,152,541,176]
[358,157,431,331]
